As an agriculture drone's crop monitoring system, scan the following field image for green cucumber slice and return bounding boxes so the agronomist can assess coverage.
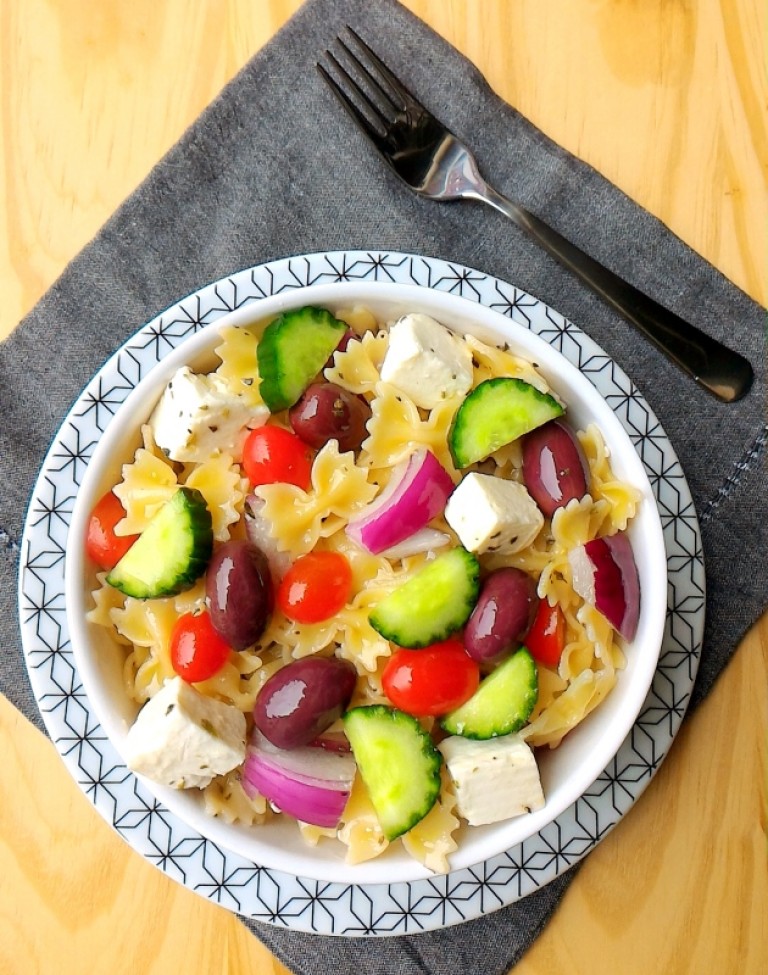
[106,487,213,598]
[448,377,564,468]
[369,547,480,648]
[343,705,442,840]
[257,306,349,412]
[440,647,538,739]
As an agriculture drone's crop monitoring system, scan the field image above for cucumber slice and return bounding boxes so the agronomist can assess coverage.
[449,377,564,468]
[257,306,349,412]
[440,647,538,739]
[369,547,480,648]
[343,705,442,840]
[106,487,213,598]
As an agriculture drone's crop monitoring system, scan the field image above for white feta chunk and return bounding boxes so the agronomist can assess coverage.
[438,734,545,826]
[125,676,246,790]
[444,472,544,554]
[380,313,473,409]
[149,365,267,463]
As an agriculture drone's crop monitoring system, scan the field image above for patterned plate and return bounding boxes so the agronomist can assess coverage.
[19,251,704,935]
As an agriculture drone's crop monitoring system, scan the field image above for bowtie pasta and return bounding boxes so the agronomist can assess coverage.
[86,303,642,873]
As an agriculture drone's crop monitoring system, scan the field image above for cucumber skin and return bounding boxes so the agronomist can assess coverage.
[343,705,442,841]
[369,548,480,649]
[440,647,538,740]
[449,377,564,468]
[106,487,213,599]
[257,306,348,412]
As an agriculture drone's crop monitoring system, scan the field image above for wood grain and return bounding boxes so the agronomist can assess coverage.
[1,2,765,974]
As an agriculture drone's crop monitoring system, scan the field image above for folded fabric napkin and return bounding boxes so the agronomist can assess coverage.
[1,0,765,972]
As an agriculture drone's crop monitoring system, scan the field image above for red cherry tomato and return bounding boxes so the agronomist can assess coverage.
[242,425,313,490]
[170,611,232,683]
[381,638,480,717]
[525,599,566,668]
[277,551,353,624]
[85,490,140,570]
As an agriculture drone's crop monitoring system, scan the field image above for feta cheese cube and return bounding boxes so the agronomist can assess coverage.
[149,366,267,463]
[380,314,473,409]
[125,676,246,789]
[438,734,545,826]
[444,472,544,554]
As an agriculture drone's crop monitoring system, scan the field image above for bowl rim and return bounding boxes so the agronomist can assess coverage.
[64,279,669,885]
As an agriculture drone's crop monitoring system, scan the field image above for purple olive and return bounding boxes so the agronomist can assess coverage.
[255,656,357,749]
[205,539,273,650]
[463,568,538,663]
[522,419,589,517]
[289,381,371,452]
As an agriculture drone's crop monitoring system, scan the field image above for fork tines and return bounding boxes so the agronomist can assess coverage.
[317,27,426,140]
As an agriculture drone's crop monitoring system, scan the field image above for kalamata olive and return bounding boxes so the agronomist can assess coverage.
[522,419,589,517]
[289,382,371,452]
[255,656,357,749]
[205,539,273,650]
[463,568,538,663]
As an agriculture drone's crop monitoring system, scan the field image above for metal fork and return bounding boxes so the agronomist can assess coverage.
[318,29,754,403]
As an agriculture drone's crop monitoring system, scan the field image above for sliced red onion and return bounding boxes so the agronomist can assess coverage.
[242,730,356,829]
[378,526,451,560]
[308,731,352,753]
[346,448,454,555]
[569,532,641,641]
[244,493,292,580]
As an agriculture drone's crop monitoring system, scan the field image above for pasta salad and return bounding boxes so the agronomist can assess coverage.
[85,303,642,873]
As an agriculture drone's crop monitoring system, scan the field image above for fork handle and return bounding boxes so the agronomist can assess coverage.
[477,185,754,402]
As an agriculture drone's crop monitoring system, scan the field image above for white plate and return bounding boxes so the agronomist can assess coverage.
[18,251,704,935]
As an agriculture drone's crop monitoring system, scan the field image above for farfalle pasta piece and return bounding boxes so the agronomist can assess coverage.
[183,452,244,541]
[361,380,460,477]
[551,494,613,550]
[521,667,616,748]
[113,582,204,702]
[576,602,626,674]
[86,572,131,639]
[401,769,460,874]
[527,663,568,722]
[337,776,389,864]
[204,773,270,826]
[325,329,388,395]
[333,305,379,334]
[465,333,552,393]
[579,424,642,531]
[113,447,178,534]
[255,441,377,556]
[297,822,338,847]
[193,648,266,712]
[214,324,263,406]
[259,612,340,661]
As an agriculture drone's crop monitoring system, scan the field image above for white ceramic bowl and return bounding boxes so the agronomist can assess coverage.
[65,281,667,885]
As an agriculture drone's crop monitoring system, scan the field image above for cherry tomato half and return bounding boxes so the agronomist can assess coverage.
[276,551,353,624]
[524,599,566,669]
[382,638,480,717]
[85,490,140,570]
[170,611,232,683]
[242,425,313,490]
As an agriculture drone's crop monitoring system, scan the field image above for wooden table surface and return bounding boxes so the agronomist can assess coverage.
[1,2,765,973]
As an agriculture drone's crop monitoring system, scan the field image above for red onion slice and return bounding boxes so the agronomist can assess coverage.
[378,527,450,560]
[242,731,357,829]
[569,532,641,640]
[346,448,454,554]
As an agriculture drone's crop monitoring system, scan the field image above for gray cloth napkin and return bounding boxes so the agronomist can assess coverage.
[1,0,765,972]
